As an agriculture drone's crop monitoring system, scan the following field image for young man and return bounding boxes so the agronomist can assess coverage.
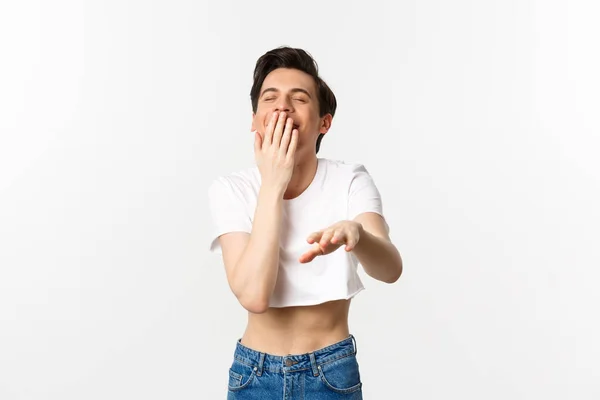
[208,46,403,399]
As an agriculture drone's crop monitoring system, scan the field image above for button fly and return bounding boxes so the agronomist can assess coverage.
[285,359,297,367]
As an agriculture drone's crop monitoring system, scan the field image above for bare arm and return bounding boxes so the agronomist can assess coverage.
[219,187,284,313]
[218,110,298,314]
[352,212,402,283]
[300,212,402,284]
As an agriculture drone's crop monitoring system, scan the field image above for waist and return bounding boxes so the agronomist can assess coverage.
[233,334,357,374]
[241,299,351,355]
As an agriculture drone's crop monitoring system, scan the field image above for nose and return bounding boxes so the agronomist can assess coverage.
[274,95,294,113]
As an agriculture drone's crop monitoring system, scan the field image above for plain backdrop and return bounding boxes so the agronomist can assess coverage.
[1,0,599,399]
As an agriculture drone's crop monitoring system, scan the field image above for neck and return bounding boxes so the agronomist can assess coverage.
[283,155,318,200]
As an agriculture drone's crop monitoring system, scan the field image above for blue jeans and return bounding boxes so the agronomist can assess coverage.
[226,334,363,399]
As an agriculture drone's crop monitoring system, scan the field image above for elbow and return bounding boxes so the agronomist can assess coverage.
[245,300,270,314]
[229,276,270,313]
[385,258,403,284]
[229,275,273,314]
[242,299,270,314]
[237,292,271,314]
[386,268,402,283]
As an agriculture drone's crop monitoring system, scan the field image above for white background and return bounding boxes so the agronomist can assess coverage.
[1,0,599,399]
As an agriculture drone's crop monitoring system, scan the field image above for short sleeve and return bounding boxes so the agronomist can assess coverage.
[207,177,253,254]
[347,164,384,221]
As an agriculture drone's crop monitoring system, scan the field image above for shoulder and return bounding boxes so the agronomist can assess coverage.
[208,165,260,199]
[321,158,372,178]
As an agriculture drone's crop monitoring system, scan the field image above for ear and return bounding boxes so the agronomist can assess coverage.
[319,114,333,135]
[250,112,256,131]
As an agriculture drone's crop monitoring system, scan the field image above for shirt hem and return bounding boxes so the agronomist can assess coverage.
[268,286,365,309]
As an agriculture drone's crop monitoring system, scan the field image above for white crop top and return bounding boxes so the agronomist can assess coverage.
[207,158,385,308]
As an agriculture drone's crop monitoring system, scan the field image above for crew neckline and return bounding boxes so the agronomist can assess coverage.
[284,158,325,210]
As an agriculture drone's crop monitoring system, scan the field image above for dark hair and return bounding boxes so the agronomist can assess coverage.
[250,46,337,154]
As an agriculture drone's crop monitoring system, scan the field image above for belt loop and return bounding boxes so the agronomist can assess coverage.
[351,334,357,354]
[309,352,319,376]
[256,352,265,376]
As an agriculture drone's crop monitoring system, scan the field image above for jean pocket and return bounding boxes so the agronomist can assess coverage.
[227,359,257,392]
[318,354,363,394]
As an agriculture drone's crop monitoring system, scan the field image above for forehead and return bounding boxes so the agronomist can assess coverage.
[261,68,316,94]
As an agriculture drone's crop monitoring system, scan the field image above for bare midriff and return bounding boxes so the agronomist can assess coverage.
[240,299,351,356]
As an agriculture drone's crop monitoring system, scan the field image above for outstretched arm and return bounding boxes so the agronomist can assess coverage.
[352,212,402,283]
[299,212,402,284]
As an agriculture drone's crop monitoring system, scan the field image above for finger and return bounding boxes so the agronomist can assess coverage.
[278,118,294,154]
[307,231,323,244]
[272,112,287,147]
[264,112,278,146]
[318,240,344,257]
[299,249,318,263]
[299,243,323,263]
[345,236,358,251]
[285,129,299,161]
[253,131,262,154]
[320,230,335,247]
[330,229,346,244]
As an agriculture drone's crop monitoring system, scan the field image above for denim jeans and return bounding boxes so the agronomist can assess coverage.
[226,334,363,399]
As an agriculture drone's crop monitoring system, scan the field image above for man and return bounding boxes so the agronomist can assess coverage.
[208,46,403,399]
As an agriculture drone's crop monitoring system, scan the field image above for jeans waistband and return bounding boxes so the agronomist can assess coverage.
[232,334,357,376]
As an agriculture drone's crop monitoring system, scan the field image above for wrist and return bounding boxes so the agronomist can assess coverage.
[353,220,366,250]
[354,220,364,234]
[259,185,286,201]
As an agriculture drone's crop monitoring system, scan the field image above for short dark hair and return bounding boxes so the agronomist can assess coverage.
[250,46,337,154]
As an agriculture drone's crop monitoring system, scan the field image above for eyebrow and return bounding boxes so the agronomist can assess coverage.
[260,87,312,98]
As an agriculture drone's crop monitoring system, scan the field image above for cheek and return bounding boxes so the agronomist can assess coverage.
[259,110,276,127]
[252,112,269,131]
